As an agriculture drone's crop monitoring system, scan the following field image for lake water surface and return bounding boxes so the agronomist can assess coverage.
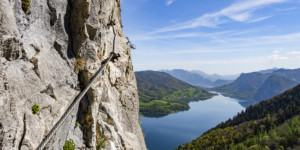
[141,93,247,150]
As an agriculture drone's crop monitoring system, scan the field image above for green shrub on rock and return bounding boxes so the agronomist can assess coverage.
[22,0,30,14]
[63,139,75,150]
[75,121,79,127]
[32,104,39,114]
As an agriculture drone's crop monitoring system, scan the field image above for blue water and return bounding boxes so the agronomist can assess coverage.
[141,93,247,150]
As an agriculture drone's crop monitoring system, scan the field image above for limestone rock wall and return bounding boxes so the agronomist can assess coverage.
[0,0,146,149]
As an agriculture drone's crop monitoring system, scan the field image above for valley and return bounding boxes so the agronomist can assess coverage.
[136,68,300,150]
[141,93,245,150]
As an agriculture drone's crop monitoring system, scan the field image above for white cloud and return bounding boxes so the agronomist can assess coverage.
[162,47,265,55]
[132,30,233,41]
[273,48,282,54]
[287,51,300,55]
[167,0,176,6]
[275,7,296,11]
[133,32,201,41]
[258,32,300,44]
[249,16,272,22]
[214,32,300,47]
[268,54,289,61]
[135,29,300,49]
[137,57,267,66]
[155,0,288,33]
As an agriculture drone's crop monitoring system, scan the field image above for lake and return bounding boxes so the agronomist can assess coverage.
[141,93,248,150]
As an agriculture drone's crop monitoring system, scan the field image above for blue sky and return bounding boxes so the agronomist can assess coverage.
[121,0,300,75]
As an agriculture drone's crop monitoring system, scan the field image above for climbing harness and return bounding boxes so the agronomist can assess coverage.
[36,52,120,150]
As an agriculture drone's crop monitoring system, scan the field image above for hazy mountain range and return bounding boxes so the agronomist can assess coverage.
[258,68,280,74]
[155,68,300,103]
[190,70,239,81]
[162,69,214,87]
[161,69,237,88]
[141,68,299,104]
[211,79,234,87]
[214,68,300,102]
[162,68,281,88]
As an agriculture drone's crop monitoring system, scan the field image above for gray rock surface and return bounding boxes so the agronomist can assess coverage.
[0,0,146,149]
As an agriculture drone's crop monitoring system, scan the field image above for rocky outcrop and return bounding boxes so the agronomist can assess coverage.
[0,0,146,149]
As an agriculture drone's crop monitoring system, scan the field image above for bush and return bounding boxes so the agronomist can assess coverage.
[96,124,107,150]
[63,139,75,150]
[103,48,106,55]
[105,118,114,125]
[75,121,79,127]
[97,139,106,150]
[32,104,39,114]
[84,114,93,128]
[126,66,130,74]
[22,0,30,14]
[74,57,86,72]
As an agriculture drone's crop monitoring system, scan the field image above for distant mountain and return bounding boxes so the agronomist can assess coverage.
[161,69,238,88]
[273,68,300,83]
[258,67,279,74]
[190,70,218,81]
[177,84,300,150]
[161,69,212,87]
[254,75,298,101]
[135,71,215,117]
[191,70,239,81]
[214,68,300,102]
[212,79,233,87]
[214,72,268,100]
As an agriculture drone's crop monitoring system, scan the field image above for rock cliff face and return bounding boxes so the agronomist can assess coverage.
[0,0,146,149]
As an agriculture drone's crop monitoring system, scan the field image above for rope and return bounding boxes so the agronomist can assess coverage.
[36,52,117,150]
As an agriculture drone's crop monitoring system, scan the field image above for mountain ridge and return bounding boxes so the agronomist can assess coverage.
[214,68,300,102]
[162,69,213,87]
[161,69,236,87]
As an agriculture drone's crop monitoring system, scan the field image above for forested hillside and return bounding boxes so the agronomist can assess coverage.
[135,71,215,117]
[177,84,300,150]
[254,75,297,101]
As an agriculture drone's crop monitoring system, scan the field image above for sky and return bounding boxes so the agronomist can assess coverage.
[121,0,300,75]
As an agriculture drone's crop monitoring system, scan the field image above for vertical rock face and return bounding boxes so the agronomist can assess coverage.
[0,0,146,149]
